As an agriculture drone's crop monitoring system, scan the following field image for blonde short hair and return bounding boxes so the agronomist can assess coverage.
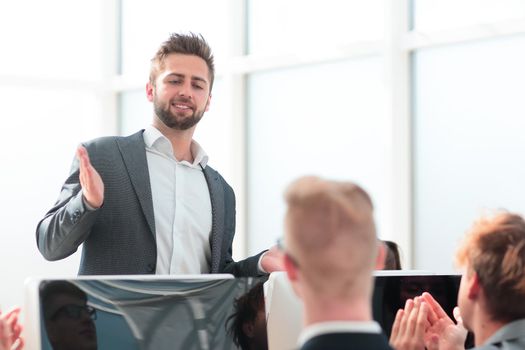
[284,176,377,297]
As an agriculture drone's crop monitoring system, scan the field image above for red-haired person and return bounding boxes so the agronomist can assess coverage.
[390,212,525,350]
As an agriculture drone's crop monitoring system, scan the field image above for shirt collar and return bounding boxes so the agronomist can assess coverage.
[143,126,208,168]
[298,321,382,347]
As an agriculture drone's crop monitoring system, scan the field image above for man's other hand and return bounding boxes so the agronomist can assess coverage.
[76,145,104,209]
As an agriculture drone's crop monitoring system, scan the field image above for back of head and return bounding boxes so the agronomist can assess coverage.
[284,176,377,299]
[456,212,525,322]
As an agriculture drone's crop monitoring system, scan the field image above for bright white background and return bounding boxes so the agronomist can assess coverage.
[1,0,525,312]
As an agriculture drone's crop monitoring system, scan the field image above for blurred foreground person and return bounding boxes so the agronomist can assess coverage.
[282,176,392,350]
[390,212,525,350]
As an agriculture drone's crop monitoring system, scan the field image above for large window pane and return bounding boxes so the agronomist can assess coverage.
[412,0,525,31]
[247,0,384,54]
[0,86,104,307]
[413,35,525,272]
[0,0,104,79]
[121,0,234,76]
[247,57,390,254]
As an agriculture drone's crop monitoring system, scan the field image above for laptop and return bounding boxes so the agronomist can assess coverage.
[25,274,266,350]
[265,271,465,350]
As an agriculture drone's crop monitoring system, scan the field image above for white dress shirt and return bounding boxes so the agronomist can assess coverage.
[143,126,212,274]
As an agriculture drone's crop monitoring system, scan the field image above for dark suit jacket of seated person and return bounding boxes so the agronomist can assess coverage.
[36,33,265,277]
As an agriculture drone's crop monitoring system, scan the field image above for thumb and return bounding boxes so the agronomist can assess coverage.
[453,307,464,326]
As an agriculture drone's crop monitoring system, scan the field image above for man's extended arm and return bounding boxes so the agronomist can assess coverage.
[36,146,103,261]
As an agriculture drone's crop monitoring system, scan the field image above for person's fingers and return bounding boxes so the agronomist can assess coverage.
[0,319,9,348]
[399,299,414,336]
[14,336,24,350]
[453,306,463,325]
[406,297,421,336]
[77,145,96,178]
[77,145,87,168]
[390,308,405,343]
[422,292,448,319]
[426,302,439,325]
[415,301,429,336]
[3,309,21,345]
[4,308,20,326]
[77,146,88,186]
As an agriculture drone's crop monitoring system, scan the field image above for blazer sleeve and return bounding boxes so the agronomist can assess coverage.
[212,170,267,277]
[36,151,100,261]
[222,251,266,277]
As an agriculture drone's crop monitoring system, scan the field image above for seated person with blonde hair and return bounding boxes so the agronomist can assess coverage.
[282,176,392,350]
[390,212,525,350]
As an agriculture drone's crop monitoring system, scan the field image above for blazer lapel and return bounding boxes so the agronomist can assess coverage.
[202,166,224,273]
[116,130,156,238]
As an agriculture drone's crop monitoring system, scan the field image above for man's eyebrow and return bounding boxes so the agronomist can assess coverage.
[192,76,208,84]
[165,73,208,84]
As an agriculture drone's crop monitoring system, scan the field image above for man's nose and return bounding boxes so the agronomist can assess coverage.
[178,81,193,99]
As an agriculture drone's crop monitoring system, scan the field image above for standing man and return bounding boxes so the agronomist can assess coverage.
[282,176,392,350]
[389,212,525,350]
[37,33,280,276]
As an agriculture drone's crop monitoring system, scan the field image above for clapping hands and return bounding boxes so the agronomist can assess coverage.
[389,292,467,350]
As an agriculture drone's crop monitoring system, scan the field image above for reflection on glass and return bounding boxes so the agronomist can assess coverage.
[39,277,267,350]
[41,281,98,350]
[373,275,460,337]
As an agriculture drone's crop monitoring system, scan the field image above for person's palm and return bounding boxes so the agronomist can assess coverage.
[424,306,467,350]
[77,146,104,208]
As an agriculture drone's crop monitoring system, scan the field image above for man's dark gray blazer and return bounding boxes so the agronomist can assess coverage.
[36,130,263,276]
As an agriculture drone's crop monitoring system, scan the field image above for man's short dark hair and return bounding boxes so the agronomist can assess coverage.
[226,281,265,350]
[150,32,215,90]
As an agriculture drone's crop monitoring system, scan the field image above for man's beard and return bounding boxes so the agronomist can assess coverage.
[154,96,204,131]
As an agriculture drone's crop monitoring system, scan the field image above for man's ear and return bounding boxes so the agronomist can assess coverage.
[467,271,481,300]
[205,93,212,112]
[146,82,154,102]
[375,241,386,270]
[242,321,255,338]
[283,254,298,282]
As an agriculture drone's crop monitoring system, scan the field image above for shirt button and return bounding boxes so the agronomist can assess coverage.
[72,210,81,223]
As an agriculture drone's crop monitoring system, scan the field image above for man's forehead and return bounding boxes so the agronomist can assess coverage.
[161,54,209,77]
